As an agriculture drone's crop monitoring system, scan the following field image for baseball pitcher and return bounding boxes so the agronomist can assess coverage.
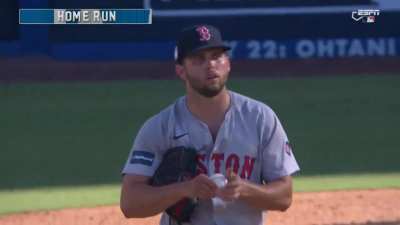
[120,24,300,225]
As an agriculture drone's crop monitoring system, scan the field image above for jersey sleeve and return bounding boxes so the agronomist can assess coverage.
[261,112,300,182]
[121,115,166,177]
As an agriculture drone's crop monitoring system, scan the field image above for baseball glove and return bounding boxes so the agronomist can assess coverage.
[150,146,198,224]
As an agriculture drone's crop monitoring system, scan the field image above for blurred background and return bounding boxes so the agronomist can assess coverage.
[1,0,400,215]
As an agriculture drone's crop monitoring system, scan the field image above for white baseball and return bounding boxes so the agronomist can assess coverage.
[209,173,228,211]
[210,173,228,188]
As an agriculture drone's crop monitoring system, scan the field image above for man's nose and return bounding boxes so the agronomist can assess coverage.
[207,58,217,68]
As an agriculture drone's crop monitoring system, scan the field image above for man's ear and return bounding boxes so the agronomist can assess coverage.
[175,63,186,81]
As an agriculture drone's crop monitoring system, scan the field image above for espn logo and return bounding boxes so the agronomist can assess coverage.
[351,9,380,23]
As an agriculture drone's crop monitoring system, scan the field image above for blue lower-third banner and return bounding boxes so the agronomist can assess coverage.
[19,9,152,24]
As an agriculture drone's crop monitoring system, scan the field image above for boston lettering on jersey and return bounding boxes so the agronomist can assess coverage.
[197,153,256,180]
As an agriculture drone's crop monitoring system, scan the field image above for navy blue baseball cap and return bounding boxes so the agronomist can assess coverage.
[174,24,231,64]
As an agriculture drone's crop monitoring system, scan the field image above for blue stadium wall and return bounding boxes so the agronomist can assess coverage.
[1,0,400,61]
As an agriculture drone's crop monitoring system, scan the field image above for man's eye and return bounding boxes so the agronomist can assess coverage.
[213,53,224,59]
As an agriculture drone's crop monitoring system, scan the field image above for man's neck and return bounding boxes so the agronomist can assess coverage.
[186,88,231,126]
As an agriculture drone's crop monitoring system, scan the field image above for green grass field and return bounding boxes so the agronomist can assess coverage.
[0,173,399,215]
[1,75,399,215]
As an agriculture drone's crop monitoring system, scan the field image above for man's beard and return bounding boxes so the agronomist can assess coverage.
[196,85,224,98]
[187,75,226,98]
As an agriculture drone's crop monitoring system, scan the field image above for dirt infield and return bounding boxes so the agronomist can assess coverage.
[1,189,399,225]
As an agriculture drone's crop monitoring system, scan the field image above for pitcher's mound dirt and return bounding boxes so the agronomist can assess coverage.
[1,189,399,225]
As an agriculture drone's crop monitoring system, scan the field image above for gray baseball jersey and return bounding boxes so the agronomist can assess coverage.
[122,91,300,225]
